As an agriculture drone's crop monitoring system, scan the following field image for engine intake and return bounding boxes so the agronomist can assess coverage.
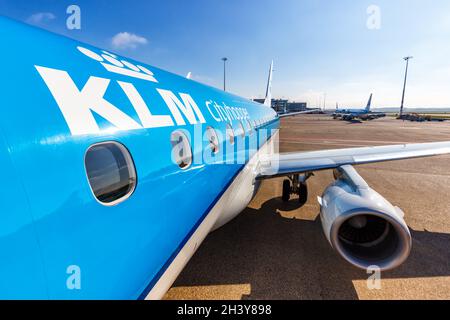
[319,165,411,271]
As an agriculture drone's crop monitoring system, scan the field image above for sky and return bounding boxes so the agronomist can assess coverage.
[1,0,450,108]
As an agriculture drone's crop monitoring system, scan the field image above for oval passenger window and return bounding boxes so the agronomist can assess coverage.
[238,121,246,137]
[170,131,193,170]
[85,142,137,205]
[226,124,235,145]
[206,127,220,154]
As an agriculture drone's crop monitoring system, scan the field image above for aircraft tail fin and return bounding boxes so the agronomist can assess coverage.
[263,60,274,107]
[365,93,373,112]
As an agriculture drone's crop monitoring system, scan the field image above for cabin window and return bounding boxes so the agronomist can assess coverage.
[226,124,235,145]
[238,121,246,137]
[85,142,137,205]
[246,120,253,134]
[170,131,193,170]
[206,126,220,154]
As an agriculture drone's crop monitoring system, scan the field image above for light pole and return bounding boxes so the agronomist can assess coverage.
[222,57,228,91]
[400,56,413,118]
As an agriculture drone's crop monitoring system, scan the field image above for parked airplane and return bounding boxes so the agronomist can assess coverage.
[2,16,450,299]
[333,93,384,121]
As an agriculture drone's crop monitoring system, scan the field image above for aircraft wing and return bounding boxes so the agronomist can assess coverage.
[278,109,321,118]
[257,141,450,179]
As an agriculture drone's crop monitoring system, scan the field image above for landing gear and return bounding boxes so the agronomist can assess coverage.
[281,173,313,204]
[298,182,308,204]
[282,179,291,202]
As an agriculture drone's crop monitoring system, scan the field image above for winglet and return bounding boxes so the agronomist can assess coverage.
[186,72,192,79]
[365,93,373,112]
[263,60,274,107]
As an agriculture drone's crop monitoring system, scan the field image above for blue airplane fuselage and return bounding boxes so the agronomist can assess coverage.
[0,17,278,299]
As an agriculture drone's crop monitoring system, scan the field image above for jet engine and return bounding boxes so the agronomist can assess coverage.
[318,165,412,271]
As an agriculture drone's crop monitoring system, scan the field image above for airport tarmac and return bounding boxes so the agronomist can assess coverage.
[164,115,450,300]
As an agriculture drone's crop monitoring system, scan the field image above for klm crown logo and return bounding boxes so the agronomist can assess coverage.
[77,46,158,83]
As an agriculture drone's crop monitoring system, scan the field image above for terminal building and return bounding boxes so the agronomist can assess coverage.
[253,98,308,114]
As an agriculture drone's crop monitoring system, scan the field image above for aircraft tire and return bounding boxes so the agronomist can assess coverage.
[298,182,308,204]
[282,179,291,202]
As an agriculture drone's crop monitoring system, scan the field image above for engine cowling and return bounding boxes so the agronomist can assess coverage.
[319,165,412,271]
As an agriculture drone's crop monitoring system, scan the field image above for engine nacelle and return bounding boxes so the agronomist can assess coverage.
[319,165,412,271]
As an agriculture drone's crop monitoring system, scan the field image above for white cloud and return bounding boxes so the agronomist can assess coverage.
[26,12,56,25]
[111,32,148,50]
